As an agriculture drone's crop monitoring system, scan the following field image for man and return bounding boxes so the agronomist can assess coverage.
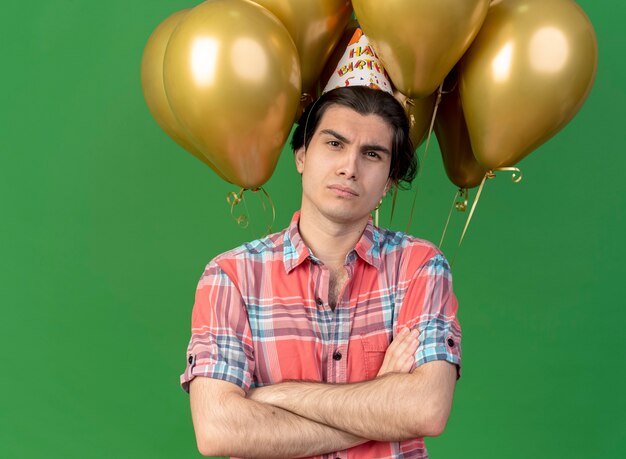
[181,86,461,458]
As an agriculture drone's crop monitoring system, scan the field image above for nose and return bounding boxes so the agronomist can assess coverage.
[336,148,359,180]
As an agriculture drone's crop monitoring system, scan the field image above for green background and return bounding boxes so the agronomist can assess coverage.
[2,0,624,457]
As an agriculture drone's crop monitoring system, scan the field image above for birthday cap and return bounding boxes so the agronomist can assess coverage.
[323,27,393,95]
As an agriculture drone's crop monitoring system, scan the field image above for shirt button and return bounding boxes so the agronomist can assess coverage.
[315,297,323,306]
[188,355,193,364]
[332,350,342,361]
[447,338,455,347]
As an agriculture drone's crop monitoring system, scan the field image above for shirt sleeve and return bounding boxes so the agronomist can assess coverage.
[397,251,462,378]
[180,260,255,392]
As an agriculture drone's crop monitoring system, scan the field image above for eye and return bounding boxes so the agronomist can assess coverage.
[364,150,381,160]
[327,140,342,149]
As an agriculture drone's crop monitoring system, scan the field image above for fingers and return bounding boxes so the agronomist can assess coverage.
[377,327,420,377]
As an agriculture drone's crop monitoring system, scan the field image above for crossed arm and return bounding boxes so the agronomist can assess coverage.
[189,328,457,458]
[190,377,365,458]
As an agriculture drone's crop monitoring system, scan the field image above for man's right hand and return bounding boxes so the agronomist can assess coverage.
[377,327,420,377]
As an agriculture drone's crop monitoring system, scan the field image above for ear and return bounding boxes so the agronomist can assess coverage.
[295,147,306,174]
[383,178,395,196]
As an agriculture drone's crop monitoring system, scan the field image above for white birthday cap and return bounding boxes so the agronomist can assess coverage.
[323,27,393,95]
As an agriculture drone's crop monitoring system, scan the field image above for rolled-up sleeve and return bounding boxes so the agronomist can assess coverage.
[398,252,462,378]
[180,260,255,392]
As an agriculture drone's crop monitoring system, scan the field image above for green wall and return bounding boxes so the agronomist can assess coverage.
[2,0,624,457]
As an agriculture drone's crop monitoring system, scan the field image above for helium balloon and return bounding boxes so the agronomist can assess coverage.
[140,9,228,180]
[318,18,359,95]
[434,69,488,189]
[353,0,490,98]
[395,90,437,148]
[163,0,301,189]
[460,0,598,169]
[252,0,353,91]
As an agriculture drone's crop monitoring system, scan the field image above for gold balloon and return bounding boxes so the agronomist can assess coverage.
[252,0,353,91]
[317,18,359,96]
[395,91,437,148]
[352,0,490,98]
[163,0,301,190]
[434,69,488,189]
[140,9,228,180]
[460,0,598,169]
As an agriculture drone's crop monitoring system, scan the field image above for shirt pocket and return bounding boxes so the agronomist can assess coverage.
[359,332,390,379]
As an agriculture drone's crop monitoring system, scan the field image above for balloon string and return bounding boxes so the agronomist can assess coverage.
[440,189,461,249]
[389,185,399,225]
[451,166,523,265]
[456,187,469,212]
[406,82,444,234]
[457,172,490,253]
[258,186,276,236]
[494,166,523,183]
[439,188,467,248]
[226,188,249,229]
[226,187,276,236]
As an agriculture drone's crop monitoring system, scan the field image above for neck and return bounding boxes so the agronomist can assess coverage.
[297,205,369,269]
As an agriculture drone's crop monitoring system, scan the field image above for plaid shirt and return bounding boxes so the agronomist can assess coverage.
[181,211,462,459]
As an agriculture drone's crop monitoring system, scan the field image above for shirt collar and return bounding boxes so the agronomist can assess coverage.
[283,211,311,273]
[283,211,383,274]
[354,217,383,270]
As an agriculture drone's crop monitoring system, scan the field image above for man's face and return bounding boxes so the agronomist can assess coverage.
[295,105,394,226]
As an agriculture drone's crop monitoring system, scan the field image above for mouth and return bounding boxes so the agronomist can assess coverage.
[328,184,359,198]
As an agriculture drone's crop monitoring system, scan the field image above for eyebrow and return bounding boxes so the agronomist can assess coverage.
[319,128,391,156]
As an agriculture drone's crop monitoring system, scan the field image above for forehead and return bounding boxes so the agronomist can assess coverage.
[315,105,394,145]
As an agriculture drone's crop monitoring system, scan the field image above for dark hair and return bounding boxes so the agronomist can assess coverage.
[291,86,417,188]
